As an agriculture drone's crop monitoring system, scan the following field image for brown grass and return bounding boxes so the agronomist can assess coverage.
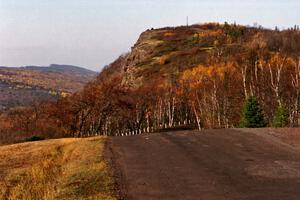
[0,137,116,200]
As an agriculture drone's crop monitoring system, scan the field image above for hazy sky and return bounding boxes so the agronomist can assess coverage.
[0,0,299,71]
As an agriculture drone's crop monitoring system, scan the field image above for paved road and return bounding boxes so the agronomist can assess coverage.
[108,129,300,200]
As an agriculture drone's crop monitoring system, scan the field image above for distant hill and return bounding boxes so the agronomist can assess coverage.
[0,64,97,109]
[20,64,96,76]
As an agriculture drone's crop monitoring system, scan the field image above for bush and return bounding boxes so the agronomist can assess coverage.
[273,105,289,127]
[159,56,170,65]
[25,136,45,142]
[240,96,267,128]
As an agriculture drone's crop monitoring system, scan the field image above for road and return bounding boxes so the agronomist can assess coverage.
[108,129,300,200]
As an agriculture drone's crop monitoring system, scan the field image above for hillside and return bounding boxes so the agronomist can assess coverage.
[1,23,300,143]
[77,23,300,135]
[0,137,116,200]
[0,64,97,109]
[104,23,300,87]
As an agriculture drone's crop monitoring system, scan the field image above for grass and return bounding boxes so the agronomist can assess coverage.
[0,137,116,200]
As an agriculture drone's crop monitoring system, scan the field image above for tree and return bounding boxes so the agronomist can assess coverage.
[240,96,266,128]
[273,105,289,127]
[267,54,287,106]
[291,57,300,126]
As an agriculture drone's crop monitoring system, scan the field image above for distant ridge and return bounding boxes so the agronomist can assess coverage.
[0,64,98,109]
[0,64,97,76]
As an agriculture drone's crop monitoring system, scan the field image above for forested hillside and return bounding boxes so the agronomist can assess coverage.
[1,23,300,143]
[0,64,97,109]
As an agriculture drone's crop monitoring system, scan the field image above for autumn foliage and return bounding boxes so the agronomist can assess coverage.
[1,23,300,143]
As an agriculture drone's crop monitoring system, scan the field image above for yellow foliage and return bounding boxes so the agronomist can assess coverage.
[269,53,286,65]
[164,32,175,37]
[181,63,236,89]
[196,30,222,38]
[181,65,207,89]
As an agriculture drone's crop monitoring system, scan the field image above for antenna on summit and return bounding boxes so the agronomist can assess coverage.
[186,16,189,27]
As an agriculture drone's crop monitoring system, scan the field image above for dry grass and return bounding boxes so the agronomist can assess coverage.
[0,137,116,200]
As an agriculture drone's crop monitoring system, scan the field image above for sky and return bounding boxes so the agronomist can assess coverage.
[0,0,299,71]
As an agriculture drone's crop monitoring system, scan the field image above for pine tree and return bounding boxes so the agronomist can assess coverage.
[240,96,266,128]
[273,105,289,127]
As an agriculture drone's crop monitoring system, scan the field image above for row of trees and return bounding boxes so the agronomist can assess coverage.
[51,35,300,135]
[2,53,298,140]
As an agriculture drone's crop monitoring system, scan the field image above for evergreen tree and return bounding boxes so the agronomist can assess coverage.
[273,105,289,127]
[240,96,266,128]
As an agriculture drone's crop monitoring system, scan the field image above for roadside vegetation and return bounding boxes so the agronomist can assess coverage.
[0,137,116,200]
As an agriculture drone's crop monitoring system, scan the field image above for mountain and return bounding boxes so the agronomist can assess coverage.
[102,24,299,87]
[0,64,97,109]
[82,23,300,133]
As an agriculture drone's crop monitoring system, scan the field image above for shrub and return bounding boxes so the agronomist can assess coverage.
[159,56,170,65]
[240,96,267,128]
[25,136,45,142]
[164,32,175,37]
[273,105,289,127]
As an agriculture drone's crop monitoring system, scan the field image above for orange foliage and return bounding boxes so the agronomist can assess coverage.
[164,32,175,37]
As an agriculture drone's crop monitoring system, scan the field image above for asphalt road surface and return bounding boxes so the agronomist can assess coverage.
[108,129,300,200]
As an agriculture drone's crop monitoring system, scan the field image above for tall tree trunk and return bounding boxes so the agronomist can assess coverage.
[268,57,285,106]
[192,102,201,131]
[241,65,248,98]
[292,58,300,126]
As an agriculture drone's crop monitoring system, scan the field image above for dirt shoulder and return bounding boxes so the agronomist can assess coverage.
[110,128,300,200]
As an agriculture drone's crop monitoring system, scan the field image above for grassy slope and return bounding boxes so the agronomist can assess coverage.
[0,137,116,200]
